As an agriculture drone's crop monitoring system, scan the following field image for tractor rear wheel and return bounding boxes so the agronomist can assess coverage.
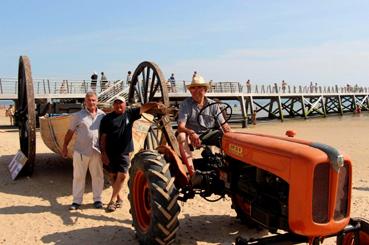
[128,150,180,245]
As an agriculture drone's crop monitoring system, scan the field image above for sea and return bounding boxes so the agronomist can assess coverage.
[0,100,14,108]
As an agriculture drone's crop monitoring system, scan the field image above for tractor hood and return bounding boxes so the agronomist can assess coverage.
[222,131,352,237]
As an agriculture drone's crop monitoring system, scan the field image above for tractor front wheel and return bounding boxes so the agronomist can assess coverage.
[128,150,180,245]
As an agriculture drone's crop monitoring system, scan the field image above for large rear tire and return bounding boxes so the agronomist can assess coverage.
[128,150,180,245]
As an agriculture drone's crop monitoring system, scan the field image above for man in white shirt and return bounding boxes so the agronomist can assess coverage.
[62,91,105,210]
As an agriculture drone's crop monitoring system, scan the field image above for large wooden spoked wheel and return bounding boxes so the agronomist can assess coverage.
[16,56,36,176]
[128,61,179,153]
[128,61,169,106]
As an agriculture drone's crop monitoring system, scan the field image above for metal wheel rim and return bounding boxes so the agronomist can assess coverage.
[133,170,151,232]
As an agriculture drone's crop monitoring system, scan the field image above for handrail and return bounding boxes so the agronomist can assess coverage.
[105,87,130,103]
[0,77,368,96]
[97,80,126,103]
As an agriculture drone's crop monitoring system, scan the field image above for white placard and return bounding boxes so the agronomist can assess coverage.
[8,150,28,180]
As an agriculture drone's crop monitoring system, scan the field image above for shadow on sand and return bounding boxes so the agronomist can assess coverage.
[0,152,119,226]
[39,215,267,245]
[41,225,139,245]
[176,214,268,245]
[1,152,268,244]
[353,186,369,192]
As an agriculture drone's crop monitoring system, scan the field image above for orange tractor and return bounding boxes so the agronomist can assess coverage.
[125,62,369,245]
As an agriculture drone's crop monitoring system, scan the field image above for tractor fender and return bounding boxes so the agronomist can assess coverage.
[157,145,190,188]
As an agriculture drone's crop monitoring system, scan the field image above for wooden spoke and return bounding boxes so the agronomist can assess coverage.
[128,61,179,153]
[128,61,169,106]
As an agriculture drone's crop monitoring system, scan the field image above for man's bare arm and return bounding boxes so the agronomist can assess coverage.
[140,102,167,115]
[62,129,75,158]
[178,121,201,147]
[99,133,110,165]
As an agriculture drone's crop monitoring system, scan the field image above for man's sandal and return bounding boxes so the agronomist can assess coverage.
[116,200,123,208]
[106,202,116,212]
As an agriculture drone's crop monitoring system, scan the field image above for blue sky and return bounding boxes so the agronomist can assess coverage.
[1,0,369,85]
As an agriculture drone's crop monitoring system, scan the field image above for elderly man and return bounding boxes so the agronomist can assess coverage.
[177,75,231,184]
[99,96,166,212]
[62,91,105,210]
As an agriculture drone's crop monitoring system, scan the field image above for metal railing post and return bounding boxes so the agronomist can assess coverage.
[46,79,50,94]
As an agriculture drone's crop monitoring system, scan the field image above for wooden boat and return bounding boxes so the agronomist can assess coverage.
[39,113,154,160]
[39,114,75,159]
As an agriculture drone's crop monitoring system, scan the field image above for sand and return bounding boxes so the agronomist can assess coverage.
[0,109,368,245]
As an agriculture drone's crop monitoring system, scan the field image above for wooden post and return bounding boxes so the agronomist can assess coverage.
[337,95,343,115]
[301,95,308,119]
[43,79,46,94]
[240,96,248,128]
[66,80,70,93]
[321,95,326,117]
[277,96,284,121]
[250,96,256,125]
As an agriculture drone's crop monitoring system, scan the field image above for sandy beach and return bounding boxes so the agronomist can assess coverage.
[0,109,368,245]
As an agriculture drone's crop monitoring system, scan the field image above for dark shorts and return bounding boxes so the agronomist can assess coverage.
[108,154,130,173]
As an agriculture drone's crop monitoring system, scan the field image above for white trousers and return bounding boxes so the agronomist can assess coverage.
[72,151,104,204]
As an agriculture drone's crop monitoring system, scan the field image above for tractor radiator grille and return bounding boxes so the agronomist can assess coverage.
[312,163,350,223]
[312,163,330,223]
[334,163,349,220]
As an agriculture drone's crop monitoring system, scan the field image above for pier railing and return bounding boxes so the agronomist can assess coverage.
[0,78,121,99]
[1,77,369,100]
[170,81,369,94]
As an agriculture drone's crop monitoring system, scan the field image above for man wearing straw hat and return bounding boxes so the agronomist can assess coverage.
[177,74,231,185]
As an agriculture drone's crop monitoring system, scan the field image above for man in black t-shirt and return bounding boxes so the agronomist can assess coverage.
[99,96,166,212]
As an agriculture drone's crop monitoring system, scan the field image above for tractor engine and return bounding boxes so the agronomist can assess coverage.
[193,146,227,197]
[230,158,289,231]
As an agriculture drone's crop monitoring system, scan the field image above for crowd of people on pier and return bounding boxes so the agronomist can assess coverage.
[48,67,358,97]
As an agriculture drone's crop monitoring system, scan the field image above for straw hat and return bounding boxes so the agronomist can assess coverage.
[186,75,210,89]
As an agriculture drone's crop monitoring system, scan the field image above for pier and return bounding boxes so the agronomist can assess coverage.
[1,77,368,127]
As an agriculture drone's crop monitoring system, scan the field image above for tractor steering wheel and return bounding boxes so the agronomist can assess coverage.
[197,101,232,131]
